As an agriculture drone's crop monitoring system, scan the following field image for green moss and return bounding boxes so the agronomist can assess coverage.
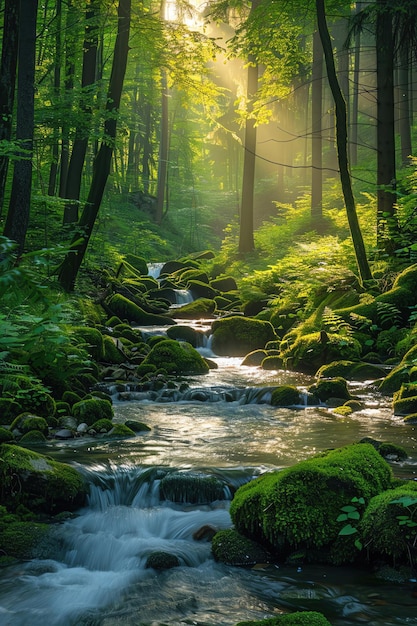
[262,356,284,370]
[241,350,268,366]
[282,332,361,374]
[91,418,114,432]
[136,363,157,377]
[332,405,353,416]
[172,298,217,319]
[19,430,47,443]
[107,293,175,326]
[229,444,392,561]
[160,472,225,504]
[316,360,386,381]
[107,423,136,438]
[210,276,237,292]
[393,396,417,416]
[308,377,351,402]
[62,391,82,407]
[211,316,278,357]
[105,315,123,327]
[145,551,180,570]
[0,518,49,559]
[271,386,300,407]
[124,253,148,275]
[212,529,270,566]
[0,443,87,514]
[113,324,143,343]
[72,398,114,426]
[0,398,22,424]
[235,612,332,626]
[73,326,105,360]
[378,442,408,461]
[167,325,203,347]
[361,483,417,561]
[142,339,209,376]
[124,420,151,432]
[103,335,126,364]
[180,269,209,284]
[378,364,411,395]
[0,427,14,443]
[10,414,49,436]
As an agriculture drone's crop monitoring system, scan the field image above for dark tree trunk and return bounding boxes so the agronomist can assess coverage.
[0,0,20,217]
[58,0,131,292]
[59,0,77,198]
[3,0,38,254]
[311,28,323,224]
[316,0,372,285]
[48,0,62,197]
[398,42,412,165]
[155,69,169,224]
[376,0,397,246]
[350,2,362,166]
[64,0,99,224]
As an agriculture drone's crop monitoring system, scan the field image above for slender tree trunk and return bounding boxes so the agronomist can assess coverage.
[64,0,99,224]
[59,0,77,198]
[316,0,372,284]
[58,0,131,291]
[398,42,412,165]
[238,53,258,255]
[48,0,62,197]
[376,0,397,246]
[0,0,19,217]
[3,0,38,254]
[350,3,362,166]
[155,68,169,224]
[311,29,323,223]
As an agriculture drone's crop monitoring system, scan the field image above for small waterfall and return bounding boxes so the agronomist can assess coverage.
[172,289,194,306]
[147,262,164,279]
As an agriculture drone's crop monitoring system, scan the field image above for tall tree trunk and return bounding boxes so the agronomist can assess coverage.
[238,53,258,255]
[59,0,77,198]
[311,28,323,223]
[0,0,19,217]
[58,0,131,292]
[63,0,99,224]
[376,0,397,247]
[316,0,372,284]
[155,68,169,224]
[3,0,38,254]
[350,2,362,166]
[48,0,62,197]
[398,42,412,165]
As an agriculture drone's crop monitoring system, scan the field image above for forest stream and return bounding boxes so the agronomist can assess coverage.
[1,305,417,625]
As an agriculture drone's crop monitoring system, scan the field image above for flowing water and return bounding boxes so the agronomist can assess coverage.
[2,314,417,625]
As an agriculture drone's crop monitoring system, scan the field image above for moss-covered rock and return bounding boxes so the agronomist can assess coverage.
[0,398,22,424]
[316,360,386,381]
[124,253,148,275]
[261,355,284,370]
[229,444,392,562]
[91,418,114,433]
[282,331,361,374]
[0,443,87,514]
[235,612,332,626]
[73,326,105,360]
[142,339,209,376]
[308,377,351,403]
[107,293,175,326]
[0,514,49,559]
[393,395,417,416]
[171,298,217,319]
[107,423,136,438]
[361,483,417,562]
[187,280,218,300]
[159,471,226,504]
[378,363,411,395]
[0,427,14,443]
[72,398,114,426]
[271,386,301,407]
[210,276,237,292]
[212,529,270,567]
[19,430,48,444]
[10,413,49,437]
[102,335,127,364]
[166,324,205,348]
[124,420,151,432]
[210,316,277,357]
[145,551,180,570]
[241,350,268,366]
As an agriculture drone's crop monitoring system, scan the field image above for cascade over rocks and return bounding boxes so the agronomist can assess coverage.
[211,316,278,356]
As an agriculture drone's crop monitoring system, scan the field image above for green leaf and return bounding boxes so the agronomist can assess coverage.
[341,506,357,513]
[336,514,348,522]
[339,524,358,536]
[348,511,360,520]
[354,539,363,550]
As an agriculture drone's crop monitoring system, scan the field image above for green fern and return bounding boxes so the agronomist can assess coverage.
[322,307,353,336]
[376,302,402,329]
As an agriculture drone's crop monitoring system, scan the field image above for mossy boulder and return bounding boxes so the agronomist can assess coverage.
[0,512,49,559]
[159,471,226,504]
[210,276,237,292]
[103,335,127,364]
[270,386,301,407]
[0,427,14,443]
[0,398,22,424]
[187,280,218,300]
[166,325,205,348]
[180,269,210,284]
[282,331,361,374]
[107,293,175,326]
[361,483,417,562]
[0,443,87,514]
[145,551,180,570]
[212,529,270,566]
[241,350,268,366]
[308,377,351,403]
[229,444,392,562]
[107,423,136,438]
[19,430,48,444]
[72,398,114,426]
[171,298,216,319]
[124,253,148,275]
[142,339,209,376]
[73,326,105,360]
[10,413,49,437]
[91,418,114,433]
[235,612,332,626]
[210,316,277,357]
[316,360,386,381]
[261,355,284,370]
[124,420,151,432]
[393,395,417,416]
[378,363,411,395]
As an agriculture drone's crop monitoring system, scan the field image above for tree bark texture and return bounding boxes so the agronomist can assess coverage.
[311,29,323,223]
[58,0,131,291]
[3,0,38,254]
[316,0,372,284]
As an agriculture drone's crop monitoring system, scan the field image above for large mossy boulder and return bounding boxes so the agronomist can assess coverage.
[229,444,392,563]
[210,316,277,357]
[107,293,175,326]
[361,483,417,562]
[171,298,216,319]
[160,471,226,504]
[142,339,209,375]
[124,253,148,275]
[281,331,361,374]
[72,397,114,426]
[308,377,351,403]
[212,528,270,566]
[10,413,49,437]
[210,276,237,292]
[235,612,332,626]
[73,326,105,360]
[316,360,386,381]
[187,280,218,300]
[270,385,301,407]
[0,444,87,514]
